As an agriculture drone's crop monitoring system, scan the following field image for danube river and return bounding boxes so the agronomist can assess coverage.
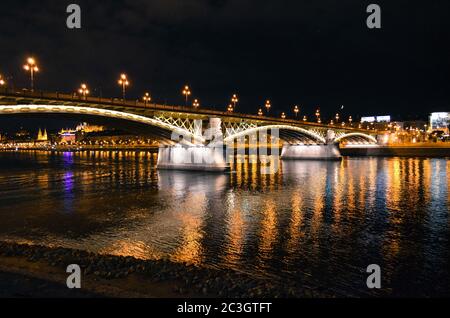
[0,151,449,297]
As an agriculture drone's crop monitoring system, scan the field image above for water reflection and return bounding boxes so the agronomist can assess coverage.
[0,151,449,296]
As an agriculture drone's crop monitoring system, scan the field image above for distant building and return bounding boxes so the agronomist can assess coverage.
[59,128,77,144]
[76,122,105,133]
[429,112,449,133]
[36,128,48,142]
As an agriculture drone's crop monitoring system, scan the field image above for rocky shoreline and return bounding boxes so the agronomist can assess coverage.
[0,241,327,298]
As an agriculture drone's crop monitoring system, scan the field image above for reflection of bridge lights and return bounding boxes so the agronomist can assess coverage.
[23,57,39,91]
[142,92,151,105]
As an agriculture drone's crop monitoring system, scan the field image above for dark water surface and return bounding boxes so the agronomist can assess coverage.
[0,151,449,297]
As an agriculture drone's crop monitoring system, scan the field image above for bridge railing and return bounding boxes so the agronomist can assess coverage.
[0,87,374,133]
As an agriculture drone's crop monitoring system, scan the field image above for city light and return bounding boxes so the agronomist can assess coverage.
[294,105,299,118]
[303,115,307,121]
[315,108,321,123]
[227,104,234,112]
[193,99,200,108]
[265,100,271,113]
[0,74,5,86]
[143,92,151,105]
[258,108,263,116]
[231,94,238,109]
[118,74,129,100]
[23,57,39,91]
[78,83,89,99]
[182,85,191,106]
[281,112,286,119]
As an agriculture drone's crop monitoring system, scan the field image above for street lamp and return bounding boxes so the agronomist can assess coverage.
[227,104,234,112]
[258,108,263,116]
[293,105,299,118]
[315,108,320,123]
[182,85,191,106]
[265,100,271,113]
[231,94,238,109]
[193,99,200,108]
[0,74,5,86]
[335,113,340,123]
[118,74,129,100]
[78,83,89,99]
[281,112,286,119]
[143,92,151,106]
[23,57,39,91]
[349,116,353,125]
[303,115,307,121]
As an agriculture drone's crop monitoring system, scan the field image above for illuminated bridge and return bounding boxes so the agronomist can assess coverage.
[0,88,378,171]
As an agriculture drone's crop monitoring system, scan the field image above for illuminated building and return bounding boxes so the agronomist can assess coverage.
[36,128,48,142]
[429,112,449,133]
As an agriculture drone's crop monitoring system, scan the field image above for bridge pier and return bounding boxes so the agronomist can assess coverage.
[281,144,342,160]
[157,145,229,172]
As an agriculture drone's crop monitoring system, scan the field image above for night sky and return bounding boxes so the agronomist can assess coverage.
[1,0,450,131]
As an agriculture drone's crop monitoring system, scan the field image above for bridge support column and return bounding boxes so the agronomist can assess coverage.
[157,145,229,171]
[281,144,342,160]
[157,117,229,172]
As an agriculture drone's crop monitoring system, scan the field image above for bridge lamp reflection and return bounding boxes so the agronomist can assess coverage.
[78,84,90,99]
[118,74,129,100]
[193,99,200,108]
[143,92,151,106]
[182,85,191,106]
[23,57,39,91]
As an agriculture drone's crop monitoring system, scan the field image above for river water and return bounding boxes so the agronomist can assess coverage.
[0,151,449,297]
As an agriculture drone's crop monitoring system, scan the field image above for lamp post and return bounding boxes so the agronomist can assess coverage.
[182,85,191,106]
[349,116,353,126]
[303,115,307,121]
[315,108,320,123]
[143,92,151,106]
[335,113,340,123]
[193,99,200,108]
[258,108,263,116]
[0,74,5,87]
[78,83,89,99]
[265,100,271,113]
[281,112,286,119]
[227,104,234,113]
[294,105,299,119]
[23,57,39,91]
[118,74,129,100]
[231,94,238,109]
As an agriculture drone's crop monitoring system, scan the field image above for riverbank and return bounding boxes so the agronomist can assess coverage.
[0,241,325,298]
[340,145,450,157]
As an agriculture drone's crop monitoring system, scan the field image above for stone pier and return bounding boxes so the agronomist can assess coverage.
[281,144,342,160]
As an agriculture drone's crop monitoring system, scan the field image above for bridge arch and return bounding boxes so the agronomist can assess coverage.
[0,104,204,144]
[334,132,378,144]
[224,125,327,144]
